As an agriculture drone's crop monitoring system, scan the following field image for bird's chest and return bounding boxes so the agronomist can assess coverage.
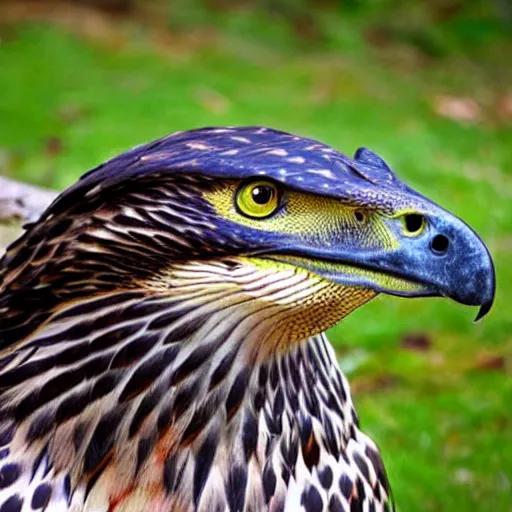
[78,411,386,512]
[79,383,384,512]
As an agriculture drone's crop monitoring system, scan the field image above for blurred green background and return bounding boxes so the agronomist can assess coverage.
[0,1,511,510]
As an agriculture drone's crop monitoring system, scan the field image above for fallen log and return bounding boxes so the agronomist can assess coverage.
[0,177,58,253]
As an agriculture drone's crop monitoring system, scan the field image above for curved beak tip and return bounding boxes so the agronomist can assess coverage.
[474,299,494,323]
[472,258,496,323]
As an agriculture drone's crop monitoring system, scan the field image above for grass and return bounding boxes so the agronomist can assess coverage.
[0,5,511,510]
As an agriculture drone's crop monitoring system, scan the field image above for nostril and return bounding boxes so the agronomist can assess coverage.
[354,210,365,223]
[431,234,449,254]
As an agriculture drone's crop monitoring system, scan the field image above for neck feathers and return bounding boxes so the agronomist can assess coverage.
[0,260,376,510]
[0,241,390,511]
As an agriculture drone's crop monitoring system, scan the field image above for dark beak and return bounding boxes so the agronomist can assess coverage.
[353,211,496,321]
[266,208,496,321]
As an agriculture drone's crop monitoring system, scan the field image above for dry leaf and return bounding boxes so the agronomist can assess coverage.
[433,95,481,123]
[400,332,432,352]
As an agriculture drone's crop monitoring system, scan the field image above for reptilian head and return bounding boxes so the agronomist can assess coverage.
[1,126,494,351]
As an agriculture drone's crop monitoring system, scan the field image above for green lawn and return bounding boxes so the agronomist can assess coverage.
[0,7,511,510]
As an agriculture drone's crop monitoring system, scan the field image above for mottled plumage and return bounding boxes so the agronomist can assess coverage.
[0,127,494,511]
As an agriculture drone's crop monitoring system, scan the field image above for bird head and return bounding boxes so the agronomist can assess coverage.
[3,126,492,346]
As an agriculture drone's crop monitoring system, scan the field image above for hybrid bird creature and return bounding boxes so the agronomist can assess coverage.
[0,127,495,511]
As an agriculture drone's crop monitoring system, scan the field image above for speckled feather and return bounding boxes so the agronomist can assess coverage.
[43,126,422,218]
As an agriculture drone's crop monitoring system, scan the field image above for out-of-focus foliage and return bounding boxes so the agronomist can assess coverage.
[0,1,510,510]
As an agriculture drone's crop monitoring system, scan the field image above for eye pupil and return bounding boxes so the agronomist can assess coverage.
[252,186,273,205]
[404,214,424,233]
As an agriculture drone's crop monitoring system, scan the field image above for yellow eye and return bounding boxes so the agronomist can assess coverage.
[236,181,280,219]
